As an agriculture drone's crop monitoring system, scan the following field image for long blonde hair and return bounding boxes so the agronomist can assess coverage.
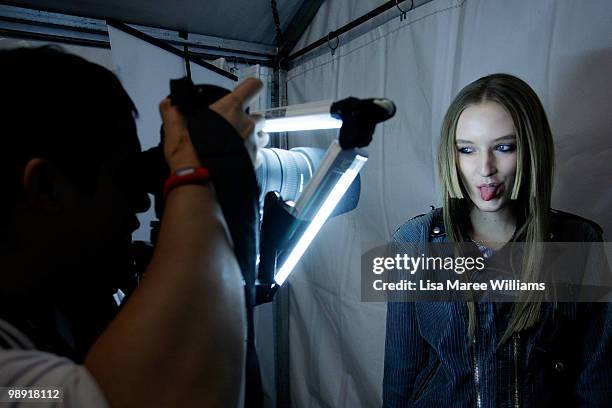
[438,73,555,344]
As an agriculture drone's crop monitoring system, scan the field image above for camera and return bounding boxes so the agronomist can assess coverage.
[126,78,393,303]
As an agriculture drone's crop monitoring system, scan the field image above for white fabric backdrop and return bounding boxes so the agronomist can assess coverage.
[286,0,612,406]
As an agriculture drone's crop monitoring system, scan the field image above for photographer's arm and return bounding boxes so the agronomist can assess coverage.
[84,78,263,408]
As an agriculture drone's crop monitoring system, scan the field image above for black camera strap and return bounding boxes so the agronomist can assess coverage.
[138,78,263,407]
[170,79,263,407]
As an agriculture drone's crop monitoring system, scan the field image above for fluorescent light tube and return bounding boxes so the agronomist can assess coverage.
[255,100,343,133]
[274,142,367,286]
[263,114,342,132]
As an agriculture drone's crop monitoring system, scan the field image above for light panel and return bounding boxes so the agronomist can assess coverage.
[274,154,367,286]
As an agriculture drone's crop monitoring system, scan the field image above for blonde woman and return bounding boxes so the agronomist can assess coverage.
[383,74,611,407]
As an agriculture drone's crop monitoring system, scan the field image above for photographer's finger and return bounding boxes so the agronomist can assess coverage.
[159,98,200,170]
[159,98,188,135]
[231,78,263,110]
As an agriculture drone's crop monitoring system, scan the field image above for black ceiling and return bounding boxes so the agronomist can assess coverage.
[3,0,306,45]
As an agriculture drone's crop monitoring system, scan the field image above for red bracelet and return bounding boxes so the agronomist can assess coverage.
[163,166,210,198]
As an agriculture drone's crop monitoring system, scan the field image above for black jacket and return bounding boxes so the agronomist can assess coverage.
[383,208,611,407]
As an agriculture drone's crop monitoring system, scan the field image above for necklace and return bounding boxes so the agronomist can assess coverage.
[470,238,495,258]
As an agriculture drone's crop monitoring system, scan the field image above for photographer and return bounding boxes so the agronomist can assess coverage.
[0,46,262,407]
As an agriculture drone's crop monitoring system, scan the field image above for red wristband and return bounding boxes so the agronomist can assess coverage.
[163,166,210,198]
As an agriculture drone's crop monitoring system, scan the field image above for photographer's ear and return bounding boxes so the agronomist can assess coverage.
[21,158,64,214]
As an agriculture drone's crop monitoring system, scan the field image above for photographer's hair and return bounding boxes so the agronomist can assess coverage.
[437,73,555,344]
[0,46,138,226]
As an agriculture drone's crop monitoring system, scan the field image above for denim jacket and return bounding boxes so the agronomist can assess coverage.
[383,208,612,407]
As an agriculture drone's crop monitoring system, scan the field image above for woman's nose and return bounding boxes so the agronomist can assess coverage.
[478,150,497,177]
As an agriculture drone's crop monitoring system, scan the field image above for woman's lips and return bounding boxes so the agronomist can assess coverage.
[478,183,502,201]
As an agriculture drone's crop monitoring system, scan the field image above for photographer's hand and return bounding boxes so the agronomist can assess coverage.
[159,96,201,172]
[160,77,265,170]
[209,77,263,140]
[85,78,263,408]
[210,78,266,166]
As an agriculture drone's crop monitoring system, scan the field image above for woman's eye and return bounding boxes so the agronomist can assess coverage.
[496,143,517,153]
[457,146,474,154]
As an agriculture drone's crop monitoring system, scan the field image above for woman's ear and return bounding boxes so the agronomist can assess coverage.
[21,158,64,214]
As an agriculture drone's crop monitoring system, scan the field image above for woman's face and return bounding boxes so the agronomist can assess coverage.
[455,101,518,212]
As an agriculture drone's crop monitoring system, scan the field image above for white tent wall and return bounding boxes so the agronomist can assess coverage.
[286,0,612,406]
[291,0,435,62]
[293,0,394,51]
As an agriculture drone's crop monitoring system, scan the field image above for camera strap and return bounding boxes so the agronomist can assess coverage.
[187,105,260,293]
[171,80,263,407]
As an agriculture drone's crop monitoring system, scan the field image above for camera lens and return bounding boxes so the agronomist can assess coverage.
[256,147,362,218]
[256,147,324,206]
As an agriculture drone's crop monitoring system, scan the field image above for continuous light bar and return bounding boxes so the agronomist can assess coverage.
[273,141,367,286]
[256,100,343,133]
